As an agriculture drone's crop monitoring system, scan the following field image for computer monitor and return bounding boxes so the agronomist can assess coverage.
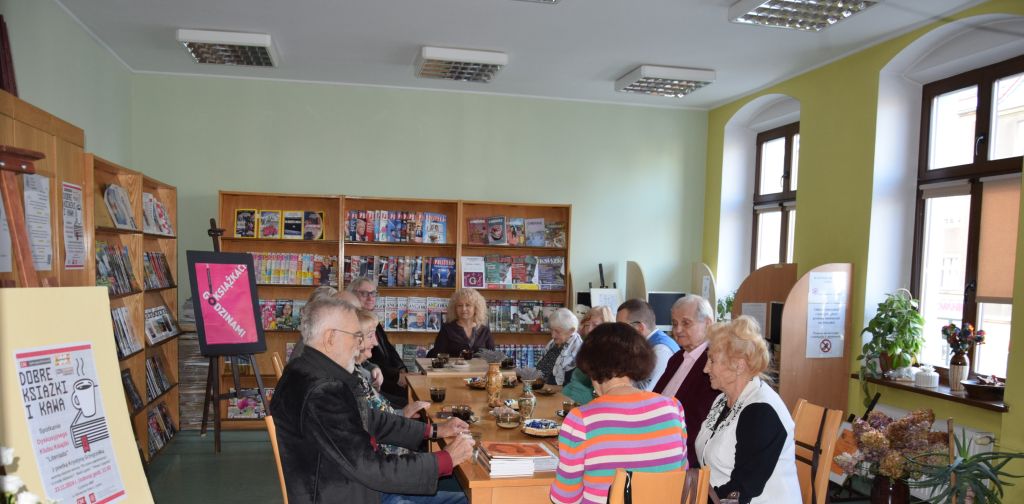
[647,292,687,330]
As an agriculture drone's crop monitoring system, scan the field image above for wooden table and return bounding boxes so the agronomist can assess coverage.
[414,358,517,378]
[408,374,567,504]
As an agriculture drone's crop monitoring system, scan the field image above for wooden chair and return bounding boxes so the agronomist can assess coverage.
[265,415,288,504]
[271,352,284,380]
[792,398,844,504]
[608,467,709,504]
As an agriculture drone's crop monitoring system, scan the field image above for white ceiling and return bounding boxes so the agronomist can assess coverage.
[57,0,984,110]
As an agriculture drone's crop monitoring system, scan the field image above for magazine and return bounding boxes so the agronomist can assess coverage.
[282,210,304,239]
[525,218,545,246]
[461,256,485,288]
[506,217,525,246]
[259,210,282,239]
[468,218,488,245]
[544,222,566,248]
[303,211,325,240]
[424,212,447,244]
[104,184,138,230]
[234,208,257,238]
[487,216,507,245]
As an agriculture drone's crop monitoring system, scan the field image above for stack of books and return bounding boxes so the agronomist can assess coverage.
[145,357,173,401]
[111,306,144,358]
[142,251,175,289]
[96,241,137,295]
[147,402,177,456]
[478,441,558,477]
[247,251,339,286]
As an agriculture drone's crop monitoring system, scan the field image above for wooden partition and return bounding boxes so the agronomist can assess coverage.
[779,263,854,412]
[731,263,798,320]
[625,260,646,302]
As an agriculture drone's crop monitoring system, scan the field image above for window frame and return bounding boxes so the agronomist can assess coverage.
[751,121,799,272]
[911,55,1024,378]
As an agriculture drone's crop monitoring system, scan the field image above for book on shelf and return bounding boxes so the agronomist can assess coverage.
[142,251,175,289]
[144,305,180,345]
[121,369,144,412]
[147,402,177,456]
[259,210,282,239]
[461,256,485,289]
[145,356,174,401]
[227,388,273,419]
[282,210,304,239]
[96,241,138,295]
[111,306,144,358]
[234,208,257,238]
[487,216,507,245]
[346,210,449,244]
[142,192,174,236]
[545,222,566,248]
[303,211,325,240]
[103,184,137,230]
[525,218,546,246]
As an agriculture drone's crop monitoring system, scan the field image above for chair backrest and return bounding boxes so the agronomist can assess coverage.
[272,352,284,380]
[792,398,844,504]
[607,468,688,504]
[681,466,711,504]
[265,415,288,504]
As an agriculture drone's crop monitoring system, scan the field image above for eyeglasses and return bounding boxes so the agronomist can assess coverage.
[354,290,378,298]
[328,328,365,343]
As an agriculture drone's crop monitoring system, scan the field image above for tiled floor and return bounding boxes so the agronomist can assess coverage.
[146,430,466,503]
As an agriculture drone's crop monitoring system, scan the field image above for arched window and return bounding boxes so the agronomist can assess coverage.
[752,121,798,271]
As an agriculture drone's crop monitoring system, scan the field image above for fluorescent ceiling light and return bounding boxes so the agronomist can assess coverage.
[615,65,715,98]
[511,0,561,4]
[415,46,508,83]
[729,0,878,32]
[177,29,277,67]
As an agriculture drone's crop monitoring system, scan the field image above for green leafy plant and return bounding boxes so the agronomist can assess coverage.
[716,291,736,322]
[910,430,1024,504]
[859,289,925,376]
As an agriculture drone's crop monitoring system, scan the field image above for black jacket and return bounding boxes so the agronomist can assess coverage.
[270,346,438,503]
[369,323,408,406]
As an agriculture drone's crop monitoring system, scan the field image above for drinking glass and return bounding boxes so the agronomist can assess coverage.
[430,386,446,402]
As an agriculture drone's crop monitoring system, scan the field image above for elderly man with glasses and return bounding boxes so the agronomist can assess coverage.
[347,276,410,407]
[271,296,473,504]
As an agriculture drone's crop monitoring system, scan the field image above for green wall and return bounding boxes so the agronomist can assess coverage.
[0,0,133,164]
[130,74,708,296]
[703,0,1024,496]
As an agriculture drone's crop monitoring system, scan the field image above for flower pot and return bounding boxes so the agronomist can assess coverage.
[948,352,969,392]
[871,476,909,504]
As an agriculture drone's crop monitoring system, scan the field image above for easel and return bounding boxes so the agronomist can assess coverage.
[199,218,269,452]
[0,145,49,288]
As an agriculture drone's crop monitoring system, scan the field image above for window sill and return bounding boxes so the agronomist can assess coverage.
[853,374,1009,413]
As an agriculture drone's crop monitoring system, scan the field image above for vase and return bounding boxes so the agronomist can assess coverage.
[949,351,969,392]
[870,475,910,504]
[486,362,503,407]
[518,383,537,418]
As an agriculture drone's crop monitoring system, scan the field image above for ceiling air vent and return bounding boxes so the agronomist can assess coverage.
[415,46,508,83]
[615,65,715,98]
[177,29,278,67]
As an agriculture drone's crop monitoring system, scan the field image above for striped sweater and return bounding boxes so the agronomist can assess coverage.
[549,391,688,504]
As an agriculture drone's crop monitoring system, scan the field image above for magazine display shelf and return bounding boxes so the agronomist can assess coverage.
[87,155,180,462]
[217,191,345,429]
[216,192,571,430]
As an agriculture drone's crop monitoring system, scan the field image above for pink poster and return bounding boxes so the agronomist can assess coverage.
[195,262,259,345]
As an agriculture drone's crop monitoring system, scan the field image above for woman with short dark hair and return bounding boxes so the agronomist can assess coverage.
[550,322,688,504]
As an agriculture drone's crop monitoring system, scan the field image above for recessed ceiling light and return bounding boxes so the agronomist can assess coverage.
[615,65,715,98]
[176,29,277,67]
[729,0,878,32]
[415,46,508,83]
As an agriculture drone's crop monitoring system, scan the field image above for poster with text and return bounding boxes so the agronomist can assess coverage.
[23,173,53,271]
[0,191,11,272]
[806,271,848,359]
[14,343,127,503]
[62,182,86,270]
[187,251,265,356]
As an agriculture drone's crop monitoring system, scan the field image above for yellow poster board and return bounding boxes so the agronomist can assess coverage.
[0,287,153,503]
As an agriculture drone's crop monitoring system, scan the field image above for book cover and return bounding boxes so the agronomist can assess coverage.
[544,222,566,248]
[467,218,488,245]
[507,217,525,246]
[481,441,554,458]
[303,210,325,240]
[461,256,485,289]
[525,218,546,246]
[425,212,447,244]
[234,208,257,238]
[487,216,507,245]
[283,210,304,239]
[259,210,282,239]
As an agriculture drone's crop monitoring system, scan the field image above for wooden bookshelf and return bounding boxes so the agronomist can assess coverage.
[217,191,345,423]
[87,155,180,462]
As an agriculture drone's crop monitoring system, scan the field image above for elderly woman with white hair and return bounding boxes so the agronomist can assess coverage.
[535,308,583,386]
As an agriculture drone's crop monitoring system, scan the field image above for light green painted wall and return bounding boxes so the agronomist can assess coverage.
[703,0,1024,497]
[0,0,133,164]
[130,74,708,297]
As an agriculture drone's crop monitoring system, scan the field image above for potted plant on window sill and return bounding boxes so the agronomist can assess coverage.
[910,430,1024,504]
[858,289,925,403]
